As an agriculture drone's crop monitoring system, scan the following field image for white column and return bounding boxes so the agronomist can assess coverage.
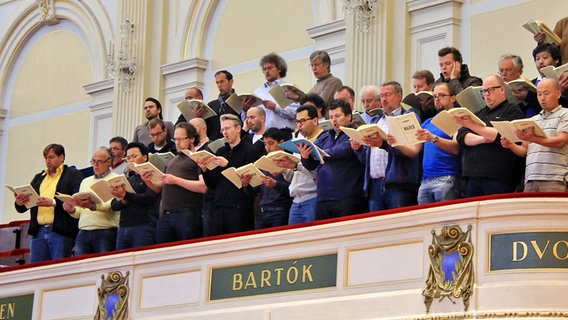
[160,57,209,121]
[407,0,463,77]
[84,79,114,152]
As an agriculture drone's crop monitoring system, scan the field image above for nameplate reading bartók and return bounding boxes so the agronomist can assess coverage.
[209,254,337,300]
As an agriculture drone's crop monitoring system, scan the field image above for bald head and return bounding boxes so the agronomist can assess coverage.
[189,117,207,140]
[537,77,562,112]
[185,87,203,100]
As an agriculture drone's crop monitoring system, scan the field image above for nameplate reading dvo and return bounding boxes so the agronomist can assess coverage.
[490,231,568,271]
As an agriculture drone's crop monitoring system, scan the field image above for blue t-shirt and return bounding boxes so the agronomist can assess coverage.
[422,118,461,179]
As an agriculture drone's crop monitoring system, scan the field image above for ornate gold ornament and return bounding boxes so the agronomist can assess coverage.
[94,271,130,320]
[35,0,59,25]
[423,225,474,313]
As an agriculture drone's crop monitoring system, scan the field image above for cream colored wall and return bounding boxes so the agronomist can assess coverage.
[470,0,568,81]
[209,0,315,96]
[2,30,92,223]
[3,110,91,222]
[10,30,91,118]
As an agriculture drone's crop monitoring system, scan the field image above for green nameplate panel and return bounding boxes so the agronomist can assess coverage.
[0,294,33,320]
[210,253,337,300]
[490,231,568,271]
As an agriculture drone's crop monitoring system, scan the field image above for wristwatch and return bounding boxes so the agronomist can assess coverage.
[432,135,439,143]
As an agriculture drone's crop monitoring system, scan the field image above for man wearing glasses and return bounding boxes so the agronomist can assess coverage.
[146,122,207,243]
[358,85,382,124]
[413,83,462,204]
[64,147,119,255]
[199,114,262,236]
[307,50,343,105]
[455,75,525,197]
[148,118,177,154]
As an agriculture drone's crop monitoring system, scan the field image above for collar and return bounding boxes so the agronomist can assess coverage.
[94,169,112,179]
[111,159,125,169]
[316,74,333,83]
[264,78,283,89]
[43,163,64,177]
[540,105,563,116]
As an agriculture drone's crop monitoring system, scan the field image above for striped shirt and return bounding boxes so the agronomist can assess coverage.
[525,105,568,183]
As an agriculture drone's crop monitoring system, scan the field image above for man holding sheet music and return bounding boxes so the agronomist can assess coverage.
[351,81,422,210]
[110,142,160,249]
[146,122,207,243]
[252,53,297,133]
[455,75,525,197]
[414,83,462,204]
[500,78,568,192]
[199,114,261,236]
[301,99,366,219]
[14,144,83,262]
[63,147,119,256]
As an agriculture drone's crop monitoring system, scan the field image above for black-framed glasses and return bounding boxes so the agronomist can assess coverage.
[295,117,315,124]
[90,158,110,165]
[433,94,452,99]
[480,86,502,95]
[173,137,189,142]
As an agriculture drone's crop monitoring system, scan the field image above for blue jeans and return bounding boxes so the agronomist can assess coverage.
[383,186,418,210]
[465,177,516,197]
[368,178,386,212]
[116,225,156,250]
[288,198,317,225]
[156,209,202,244]
[74,229,117,256]
[30,225,75,263]
[256,206,290,229]
[417,176,458,205]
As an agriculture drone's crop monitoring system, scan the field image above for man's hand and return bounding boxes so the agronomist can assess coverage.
[450,61,462,80]
[14,193,30,207]
[263,100,277,111]
[272,156,296,169]
[36,197,55,207]
[110,185,126,200]
[361,133,384,148]
[297,143,313,160]
[194,105,206,118]
[416,128,434,142]
[534,32,546,44]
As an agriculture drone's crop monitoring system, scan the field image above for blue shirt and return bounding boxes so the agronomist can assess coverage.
[421,118,461,179]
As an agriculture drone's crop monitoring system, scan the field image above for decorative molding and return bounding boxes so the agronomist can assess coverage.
[160,58,209,76]
[410,17,461,34]
[0,107,6,135]
[406,311,568,320]
[306,19,346,39]
[407,0,463,13]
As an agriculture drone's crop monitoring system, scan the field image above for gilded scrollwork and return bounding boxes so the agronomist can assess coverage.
[94,271,130,320]
[423,225,474,313]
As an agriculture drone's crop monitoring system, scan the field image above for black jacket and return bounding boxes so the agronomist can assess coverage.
[15,165,83,238]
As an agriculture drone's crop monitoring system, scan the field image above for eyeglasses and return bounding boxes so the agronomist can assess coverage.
[90,159,110,165]
[173,137,189,142]
[295,117,315,124]
[379,92,394,98]
[480,86,502,95]
[149,131,165,138]
[433,94,452,99]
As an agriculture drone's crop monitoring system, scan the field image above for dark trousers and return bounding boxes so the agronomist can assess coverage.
[156,209,202,244]
[316,195,367,220]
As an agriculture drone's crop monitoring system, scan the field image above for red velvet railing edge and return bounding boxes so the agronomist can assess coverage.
[0,192,566,273]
